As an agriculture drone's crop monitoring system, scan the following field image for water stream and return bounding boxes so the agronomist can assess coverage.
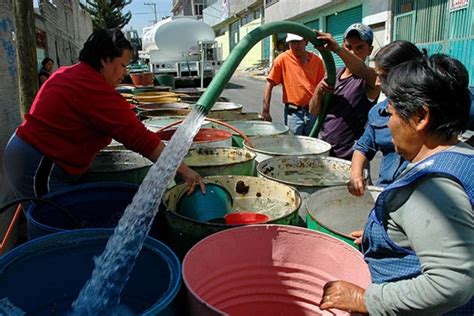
[71,107,206,315]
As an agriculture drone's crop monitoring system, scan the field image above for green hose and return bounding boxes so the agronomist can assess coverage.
[195,21,335,138]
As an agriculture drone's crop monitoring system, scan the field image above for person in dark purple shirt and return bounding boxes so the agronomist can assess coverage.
[310,24,379,160]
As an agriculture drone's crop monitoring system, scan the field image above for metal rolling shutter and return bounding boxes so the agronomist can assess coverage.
[304,19,320,54]
[326,5,363,68]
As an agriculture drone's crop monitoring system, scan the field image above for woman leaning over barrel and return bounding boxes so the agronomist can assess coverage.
[320,54,473,314]
[3,28,204,199]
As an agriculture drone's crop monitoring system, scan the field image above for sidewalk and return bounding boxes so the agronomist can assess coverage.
[234,68,268,81]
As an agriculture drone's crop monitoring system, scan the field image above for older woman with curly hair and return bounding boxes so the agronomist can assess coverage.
[320,54,473,315]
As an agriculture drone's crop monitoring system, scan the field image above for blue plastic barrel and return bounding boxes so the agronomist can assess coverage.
[26,182,138,240]
[0,229,181,315]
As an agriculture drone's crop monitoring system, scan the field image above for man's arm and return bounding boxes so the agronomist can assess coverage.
[316,31,379,100]
[309,79,333,116]
[262,80,275,121]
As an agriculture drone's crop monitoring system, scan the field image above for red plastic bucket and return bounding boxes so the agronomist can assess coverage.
[183,225,371,316]
[224,212,269,225]
[156,128,232,148]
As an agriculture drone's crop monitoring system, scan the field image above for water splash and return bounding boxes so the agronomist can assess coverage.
[71,107,206,315]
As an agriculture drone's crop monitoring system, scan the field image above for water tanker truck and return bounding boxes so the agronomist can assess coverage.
[139,17,223,87]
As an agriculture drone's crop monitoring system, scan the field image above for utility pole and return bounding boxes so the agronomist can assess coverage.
[144,2,158,24]
[13,0,38,118]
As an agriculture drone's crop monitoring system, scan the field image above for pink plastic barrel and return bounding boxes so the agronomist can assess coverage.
[183,225,371,316]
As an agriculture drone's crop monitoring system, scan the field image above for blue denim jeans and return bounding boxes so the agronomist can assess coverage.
[284,105,316,136]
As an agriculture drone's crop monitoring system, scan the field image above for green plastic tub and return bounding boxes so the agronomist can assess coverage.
[306,185,382,248]
[161,175,301,258]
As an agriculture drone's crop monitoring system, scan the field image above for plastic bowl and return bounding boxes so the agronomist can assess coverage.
[176,183,232,222]
[224,212,270,225]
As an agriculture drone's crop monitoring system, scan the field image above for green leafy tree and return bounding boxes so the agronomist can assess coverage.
[85,0,132,30]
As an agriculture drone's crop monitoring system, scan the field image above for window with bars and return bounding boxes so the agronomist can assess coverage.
[393,0,449,43]
[241,13,253,26]
[254,7,262,19]
[195,3,204,16]
[265,0,279,7]
[229,20,240,51]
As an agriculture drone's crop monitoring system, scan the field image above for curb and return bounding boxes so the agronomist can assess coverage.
[234,70,267,81]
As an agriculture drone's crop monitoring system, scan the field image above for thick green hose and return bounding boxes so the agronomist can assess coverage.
[195,21,335,137]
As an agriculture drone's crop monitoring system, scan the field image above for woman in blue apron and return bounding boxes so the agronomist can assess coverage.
[319,54,473,314]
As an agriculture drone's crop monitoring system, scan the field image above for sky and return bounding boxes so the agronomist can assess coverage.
[123,0,173,35]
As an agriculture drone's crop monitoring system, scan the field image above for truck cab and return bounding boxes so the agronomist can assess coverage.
[124,29,142,62]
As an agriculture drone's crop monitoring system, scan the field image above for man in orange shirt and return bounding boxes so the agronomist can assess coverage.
[262,33,325,135]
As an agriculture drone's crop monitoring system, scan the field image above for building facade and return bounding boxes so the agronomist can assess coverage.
[34,0,93,70]
[392,0,473,85]
[203,0,266,70]
[204,0,389,70]
[172,0,208,19]
[204,0,472,84]
[265,0,390,66]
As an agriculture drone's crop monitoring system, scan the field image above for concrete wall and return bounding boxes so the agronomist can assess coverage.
[215,26,231,61]
[0,0,21,178]
[0,0,20,251]
[173,0,194,16]
[36,0,92,68]
[265,0,390,63]
[362,0,392,46]
[238,18,264,70]
[230,0,260,15]
[203,0,228,27]
[265,0,340,22]
[213,17,264,70]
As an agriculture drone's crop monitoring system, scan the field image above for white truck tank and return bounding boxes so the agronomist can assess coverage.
[142,17,216,63]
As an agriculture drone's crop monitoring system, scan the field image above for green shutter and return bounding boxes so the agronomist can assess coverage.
[449,0,473,39]
[393,0,474,85]
[326,5,363,68]
[304,19,320,54]
[262,36,270,60]
[229,20,240,51]
[393,11,416,41]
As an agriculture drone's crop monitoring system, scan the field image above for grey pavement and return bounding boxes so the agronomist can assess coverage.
[221,72,285,124]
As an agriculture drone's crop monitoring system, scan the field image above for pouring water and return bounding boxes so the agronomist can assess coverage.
[71,107,206,315]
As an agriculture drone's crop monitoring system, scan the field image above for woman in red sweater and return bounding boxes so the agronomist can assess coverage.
[3,28,204,198]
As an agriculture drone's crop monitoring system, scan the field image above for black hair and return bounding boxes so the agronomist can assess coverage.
[41,57,54,67]
[383,54,471,141]
[78,28,132,72]
[375,40,424,81]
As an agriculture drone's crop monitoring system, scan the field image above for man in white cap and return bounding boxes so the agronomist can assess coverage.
[262,33,325,135]
[309,23,379,160]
